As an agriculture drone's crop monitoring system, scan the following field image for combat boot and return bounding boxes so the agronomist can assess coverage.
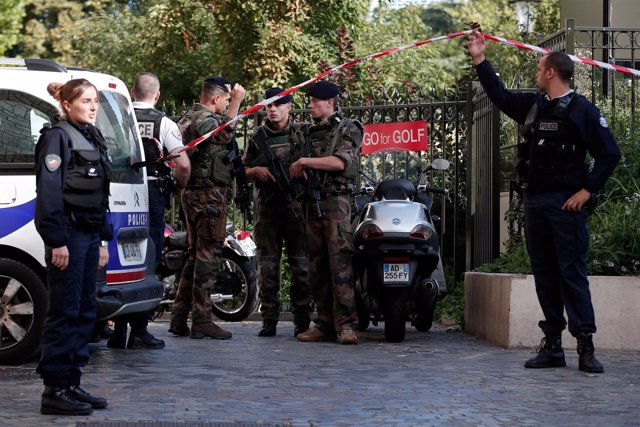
[41,386,93,415]
[338,325,358,345]
[67,386,108,409]
[168,322,190,337]
[257,320,277,337]
[297,326,336,342]
[576,332,604,373]
[524,334,566,368]
[190,321,232,340]
[293,317,310,337]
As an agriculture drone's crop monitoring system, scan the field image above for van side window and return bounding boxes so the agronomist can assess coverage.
[97,91,143,184]
[0,90,57,170]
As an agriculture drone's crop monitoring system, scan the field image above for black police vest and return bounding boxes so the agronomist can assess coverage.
[56,122,110,223]
[520,94,588,193]
[135,107,170,177]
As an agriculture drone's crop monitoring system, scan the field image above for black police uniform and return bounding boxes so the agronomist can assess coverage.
[475,59,621,337]
[34,120,112,412]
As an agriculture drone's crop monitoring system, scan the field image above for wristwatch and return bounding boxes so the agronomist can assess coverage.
[100,240,109,248]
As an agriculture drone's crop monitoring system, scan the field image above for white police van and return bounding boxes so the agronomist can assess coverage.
[0,58,163,364]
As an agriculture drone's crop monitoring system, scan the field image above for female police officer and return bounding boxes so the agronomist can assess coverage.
[35,79,112,415]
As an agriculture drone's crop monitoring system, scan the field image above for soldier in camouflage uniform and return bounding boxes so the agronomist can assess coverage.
[168,76,245,340]
[244,87,312,338]
[289,81,362,345]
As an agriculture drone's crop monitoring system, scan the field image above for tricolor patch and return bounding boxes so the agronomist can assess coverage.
[45,154,62,172]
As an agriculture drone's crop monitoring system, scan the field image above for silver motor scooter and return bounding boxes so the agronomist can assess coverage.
[352,158,450,342]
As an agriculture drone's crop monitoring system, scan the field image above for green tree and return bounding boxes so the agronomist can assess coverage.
[0,0,25,55]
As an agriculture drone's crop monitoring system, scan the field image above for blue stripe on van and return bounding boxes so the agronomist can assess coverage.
[0,198,36,239]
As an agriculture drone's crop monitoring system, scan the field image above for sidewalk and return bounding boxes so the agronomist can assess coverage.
[0,320,638,426]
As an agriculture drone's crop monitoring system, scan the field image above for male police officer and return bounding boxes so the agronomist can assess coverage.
[290,81,362,345]
[168,76,245,340]
[468,31,621,372]
[108,72,191,350]
[244,87,312,337]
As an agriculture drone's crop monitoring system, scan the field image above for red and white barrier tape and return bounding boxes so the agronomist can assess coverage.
[480,32,640,78]
[168,29,640,161]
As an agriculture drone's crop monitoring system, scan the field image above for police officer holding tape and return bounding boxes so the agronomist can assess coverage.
[468,30,621,373]
[290,81,362,345]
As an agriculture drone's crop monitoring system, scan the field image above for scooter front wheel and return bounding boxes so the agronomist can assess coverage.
[383,287,407,343]
[210,248,258,322]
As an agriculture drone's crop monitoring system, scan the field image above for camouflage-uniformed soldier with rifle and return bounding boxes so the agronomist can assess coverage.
[244,87,312,338]
[289,81,362,345]
[168,76,245,340]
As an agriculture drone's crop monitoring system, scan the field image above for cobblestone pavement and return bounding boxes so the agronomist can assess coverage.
[1,320,638,427]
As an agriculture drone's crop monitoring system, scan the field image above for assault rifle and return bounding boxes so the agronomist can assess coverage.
[300,124,322,218]
[250,127,298,216]
[225,136,252,220]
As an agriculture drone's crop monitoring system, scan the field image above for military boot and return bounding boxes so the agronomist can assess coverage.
[576,332,604,373]
[168,322,190,337]
[297,326,336,342]
[41,386,93,415]
[524,334,566,368]
[190,321,232,340]
[293,317,310,337]
[257,320,277,337]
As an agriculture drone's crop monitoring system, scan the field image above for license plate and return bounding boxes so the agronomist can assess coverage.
[383,263,409,282]
[237,237,256,253]
[122,242,143,262]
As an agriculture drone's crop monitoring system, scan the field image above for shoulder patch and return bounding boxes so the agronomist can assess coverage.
[599,116,608,128]
[45,154,62,172]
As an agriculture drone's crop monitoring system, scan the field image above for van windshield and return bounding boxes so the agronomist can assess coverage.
[97,91,143,184]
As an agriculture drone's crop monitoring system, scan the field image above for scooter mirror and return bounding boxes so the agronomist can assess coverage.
[431,158,451,171]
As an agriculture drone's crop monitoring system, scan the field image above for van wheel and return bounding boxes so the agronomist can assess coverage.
[210,248,258,322]
[0,259,47,365]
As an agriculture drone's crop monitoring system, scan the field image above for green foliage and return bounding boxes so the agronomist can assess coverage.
[0,0,24,55]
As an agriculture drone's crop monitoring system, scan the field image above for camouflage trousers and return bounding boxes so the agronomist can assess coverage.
[254,195,311,323]
[171,184,228,325]
[305,194,356,333]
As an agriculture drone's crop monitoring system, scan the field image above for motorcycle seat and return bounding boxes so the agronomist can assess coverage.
[374,179,416,201]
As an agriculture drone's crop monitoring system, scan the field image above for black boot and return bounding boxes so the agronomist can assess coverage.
[41,386,93,415]
[524,335,566,368]
[107,321,127,349]
[576,332,604,373]
[127,329,165,349]
[293,317,310,337]
[67,386,108,409]
[257,320,277,337]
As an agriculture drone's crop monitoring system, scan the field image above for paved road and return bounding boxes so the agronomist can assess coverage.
[1,320,638,427]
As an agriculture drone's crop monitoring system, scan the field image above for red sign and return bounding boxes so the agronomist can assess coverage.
[361,121,428,155]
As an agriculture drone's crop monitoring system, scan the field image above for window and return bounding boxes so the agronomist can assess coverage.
[97,91,143,184]
[0,89,57,170]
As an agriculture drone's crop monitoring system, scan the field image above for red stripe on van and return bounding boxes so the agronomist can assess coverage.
[107,270,146,283]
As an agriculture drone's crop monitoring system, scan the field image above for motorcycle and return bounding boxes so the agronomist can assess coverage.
[156,222,259,322]
[352,158,450,342]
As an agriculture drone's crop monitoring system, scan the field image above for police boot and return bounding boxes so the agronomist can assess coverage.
[257,320,277,337]
[524,334,566,368]
[106,321,127,349]
[41,386,93,415]
[127,329,165,349]
[67,386,108,409]
[576,333,604,373]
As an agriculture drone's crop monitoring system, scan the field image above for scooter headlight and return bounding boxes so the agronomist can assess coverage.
[409,224,433,240]
[359,224,384,240]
